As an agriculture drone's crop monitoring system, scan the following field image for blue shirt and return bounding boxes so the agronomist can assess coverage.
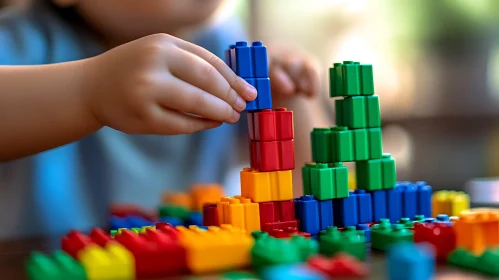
[0,3,247,239]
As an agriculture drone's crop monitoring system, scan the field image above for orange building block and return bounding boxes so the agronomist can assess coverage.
[190,184,224,210]
[240,168,293,202]
[217,196,260,233]
[454,209,499,255]
[162,192,192,210]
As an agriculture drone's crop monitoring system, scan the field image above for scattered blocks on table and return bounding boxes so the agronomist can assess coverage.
[371,219,414,251]
[190,183,224,211]
[217,196,261,233]
[432,190,469,217]
[335,96,380,129]
[248,108,294,141]
[241,168,293,202]
[307,253,370,278]
[414,222,456,261]
[250,139,295,171]
[26,251,86,280]
[319,226,366,261]
[448,247,499,276]
[302,162,349,200]
[387,242,435,280]
[329,61,374,97]
[454,209,499,255]
[78,242,135,280]
[177,225,254,274]
[356,153,396,191]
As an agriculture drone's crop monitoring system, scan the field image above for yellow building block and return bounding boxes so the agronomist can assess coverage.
[240,168,293,202]
[176,225,254,274]
[454,210,499,255]
[432,190,470,217]
[78,242,134,280]
[190,183,224,210]
[218,196,261,233]
[348,171,356,190]
[162,192,192,209]
[217,196,231,224]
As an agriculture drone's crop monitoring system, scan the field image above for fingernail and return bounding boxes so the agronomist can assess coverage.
[245,84,257,100]
[235,97,246,112]
[232,110,241,122]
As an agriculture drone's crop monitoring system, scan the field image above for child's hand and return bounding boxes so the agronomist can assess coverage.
[268,45,320,98]
[84,34,257,135]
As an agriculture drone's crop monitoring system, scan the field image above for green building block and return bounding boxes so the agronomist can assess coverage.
[478,247,499,276]
[251,231,269,240]
[302,162,349,200]
[330,61,375,97]
[335,96,380,130]
[447,248,478,270]
[331,127,354,162]
[356,153,396,191]
[26,251,86,280]
[371,220,413,251]
[396,218,414,229]
[222,271,258,280]
[448,247,499,276]
[110,229,118,237]
[311,128,332,163]
[158,205,190,220]
[367,128,382,159]
[289,235,319,261]
[251,236,301,270]
[413,215,426,223]
[319,226,366,261]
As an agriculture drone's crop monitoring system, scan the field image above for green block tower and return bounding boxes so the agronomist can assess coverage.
[304,61,396,197]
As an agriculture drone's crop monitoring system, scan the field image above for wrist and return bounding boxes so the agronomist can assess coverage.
[78,57,104,131]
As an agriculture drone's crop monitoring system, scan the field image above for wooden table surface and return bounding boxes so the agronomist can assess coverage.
[0,236,495,280]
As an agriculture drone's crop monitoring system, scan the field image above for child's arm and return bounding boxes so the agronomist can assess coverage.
[0,34,256,161]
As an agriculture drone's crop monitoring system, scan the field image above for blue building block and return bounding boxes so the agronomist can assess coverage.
[251,41,269,78]
[356,224,371,243]
[186,211,203,226]
[159,216,183,227]
[399,182,417,219]
[254,78,272,110]
[295,195,320,235]
[415,181,432,218]
[435,214,451,225]
[225,44,236,69]
[371,190,387,222]
[334,191,358,227]
[109,216,130,230]
[354,189,372,224]
[425,218,435,223]
[243,78,258,111]
[387,242,435,280]
[386,187,402,223]
[229,41,253,78]
[262,264,326,280]
[318,199,334,231]
[125,215,154,228]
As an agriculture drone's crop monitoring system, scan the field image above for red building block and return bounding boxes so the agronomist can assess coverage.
[250,139,295,172]
[202,204,220,226]
[248,108,294,141]
[89,228,113,247]
[109,204,157,221]
[61,231,94,259]
[277,200,295,222]
[114,228,188,277]
[414,222,456,261]
[269,227,311,239]
[307,254,369,277]
[155,223,181,241]
[261,220,299,233]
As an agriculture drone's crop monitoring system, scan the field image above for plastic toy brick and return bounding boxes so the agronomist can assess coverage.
[109,203,157,221]
[398,182,417,219]
[356,224,371,243]
[26,250,86,280]
[186,211,203,226]
[259,201,278,228]
[77,242,134,280]
[454,209,499,255]
[307,253,369,278]
[353,189,372,224]
[248,108,294,141]
[435,214,451,224]
[387,242,435,280]
[302,162,348,200]
[158,205,190,220]
[89,228,112,247]
[432,190,469,217]
[159,216,183,226]
[177,225,254,274]
[386,186,403,223]
[228,41,253,78]
[202,203,220,226]
[413,215,426,223]
[162,192,192,210]
[310,128,332,163]
[251,41,269,78]
[252,230,269,240]
[250,139,295,172]
[371,219,414,251]
[244,77,273,111]
[114,228,187,277]
[223,270,258,280]
[240,168,293,202]
[61,230,94,259]
[447,248,478,271]
[348,171,357,190]
[252,235,316,270]
[219,196,261,233]
[414,222,455,261]
[415,181,432,218]
[448,247,499,276]
[319,226,366,261]
[294,195,320,235]
[261,220,299,233]
[318,199,334,231]
[262,264,327,280]
[334,192,358,227]
[397,218,414,229]
[371,189,387,222]
[290,235,319,261]
[270,227,312,239]
[277,200,295,222]
[190,183,224,211]
[335,96,380,129]
[329,61,374,97]
[356,153,396,191]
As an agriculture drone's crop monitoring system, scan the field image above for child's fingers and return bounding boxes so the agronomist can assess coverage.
[156,77,240,124]
[150,106,222,135]
[300,59,321,97]
[167,47,246,112]
[270,64,295,96]
[172,38,257,101]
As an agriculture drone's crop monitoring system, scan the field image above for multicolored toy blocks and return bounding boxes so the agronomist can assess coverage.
[177,225,254,274]
[432,190,469,217]
[453,209,499,255]
[371,219,414,251]
[26,251,87,280]
[216,196,261,233]
[414,222,456,261]
[448,247,499,276]
[318,226,366,261]
[226,41,272,111]
[387,242,435,280]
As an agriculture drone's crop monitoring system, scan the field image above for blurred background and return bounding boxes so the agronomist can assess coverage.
[2,0,499,201]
